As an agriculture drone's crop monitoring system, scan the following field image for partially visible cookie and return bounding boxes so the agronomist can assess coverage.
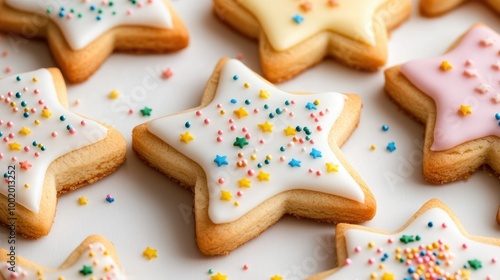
[132,57,376,255]
[214,0,411,83]
[385,23,500,223]
[420,0,500,17]
[0,68,126,238]
[0,235,126,279]
[309,199,500,279]
[0,0,189,83]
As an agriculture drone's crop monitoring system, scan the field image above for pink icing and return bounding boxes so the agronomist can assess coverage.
[400,25,500,151]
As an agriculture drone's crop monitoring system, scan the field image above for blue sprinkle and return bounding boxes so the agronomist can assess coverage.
[66,124,73,130]
[264,159,270,165]
[23,112,29,118]
[15,92,21,98]
[90,5,96,11]
[285,100,290,106]
[16,76,21,81]
[275,108,282,115]
[495,113,500,120]
[233,75,239,80]
[32,141,38,146]
[408,267,416,274]
[41,146,46,151]
[59,115,66,121]
[257,163,263,168]
[280,146,285,152]
[230,99,237,104]
[386,142,396,152]
[428,221,433,228]
[264,104,269,110]
[96,15,102,21]
[296,126,302,132]
[245,99,251,105]
[382,124,389,131]
[0,132,2,137]
[106,194,115,203]
[20,101,27,107]
[3,173,8,178]
[269,113,275,119]
[292,14,304,24]
[59,11,65,17]
[185,121,191,128]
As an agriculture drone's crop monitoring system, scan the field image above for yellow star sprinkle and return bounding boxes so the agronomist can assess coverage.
[41,108,52,118]
[220,190,232,201]
[108,89,120,99]
[259,89,270,99]
[381,273,395,280]
[18,127,31,136]
[233,106,249,119]
[326,162,339,173]
[180,132,194,143]
[283,126,296,136]
[211,273,228,280]
[143,246,158,260]
[458,105,472,116]
[270,275,283,280]
[238,177,252,188]
[258,121,274,133]
[439,60,453,71]
[8,142,21,151]
[78,196,89,206]
[256,171,270,181]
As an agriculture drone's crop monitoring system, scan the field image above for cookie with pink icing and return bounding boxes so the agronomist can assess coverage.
[385,23,500,223]
[132,57,376,255]
[213,0,411,83]
[0,68,126,238]
[420,0,500,17]
[309,199,500,280]
[0,235,127,280]
[0,0,189,83]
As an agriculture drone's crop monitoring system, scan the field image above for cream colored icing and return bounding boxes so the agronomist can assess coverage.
[0,242,127,279]
[148,59,365,224]
[237,0,386,50]
[0,69,107,213]
[5,0,173,50]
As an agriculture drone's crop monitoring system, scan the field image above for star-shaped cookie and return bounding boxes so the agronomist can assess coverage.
[0,0,189,83]
[420,0,500,17]
[0,235,127,279]
[0,68,126,238]
[132,58,376,255]
[309,199,500,279]
[213,0,411,83]
[385,23,500,222]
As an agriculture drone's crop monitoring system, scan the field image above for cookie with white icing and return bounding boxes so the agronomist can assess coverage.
[0,68,126,238]
[0,0,189,83]
[385,23,500,223]
[0,235,127,279]
[420,0,500,17]
[309,199,500,280]
[132,58,376,255]
[213,0,411,83]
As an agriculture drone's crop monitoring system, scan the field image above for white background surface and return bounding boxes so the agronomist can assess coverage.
[1,0,500,279]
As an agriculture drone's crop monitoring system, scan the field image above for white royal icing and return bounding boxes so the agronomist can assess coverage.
[237,0,386,51]
[5,0,173,50]
[328,207,500,279]
[148,59,365,224]
[0,242,127,279]
[0,69,107,213]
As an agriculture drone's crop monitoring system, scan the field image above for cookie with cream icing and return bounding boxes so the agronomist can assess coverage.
[213,0,411,83]
[0,0,189,83]
[420,0,500,17]
[132,57,376,255]
[308,199,500,280]
[0,68,126,238]
[385,23,500,223]
[0,235,126,279]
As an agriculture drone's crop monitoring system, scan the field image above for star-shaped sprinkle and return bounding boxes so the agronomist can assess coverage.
[258,121,274,132]
[233,137,249,148]
[0,0,188,83]
[19,160,32,170]
[79,265,93,276]
[311,199,500,279]
[420,0,500,17]
[0,237,126,279]
[140,107,152,116]
[387,24,500,200]
[143,246,158,260]
[214,0,410,82]
[139,58,374,255]
[220,190,232,201]
[214,155,228,167]
[386,142,396,152]
[78,196,89,206]
[283,126,296,136]
[259,89,270,99]
[211,273,228,280]
[180,132,194,143]
[233,107,249,119]
[270,275,283,280]
[238,178,252,188]
[309,148,322,159]
[256,171,270,181]
[0,69,123,238]
[305,102,317,110]
[325,162,338,173]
